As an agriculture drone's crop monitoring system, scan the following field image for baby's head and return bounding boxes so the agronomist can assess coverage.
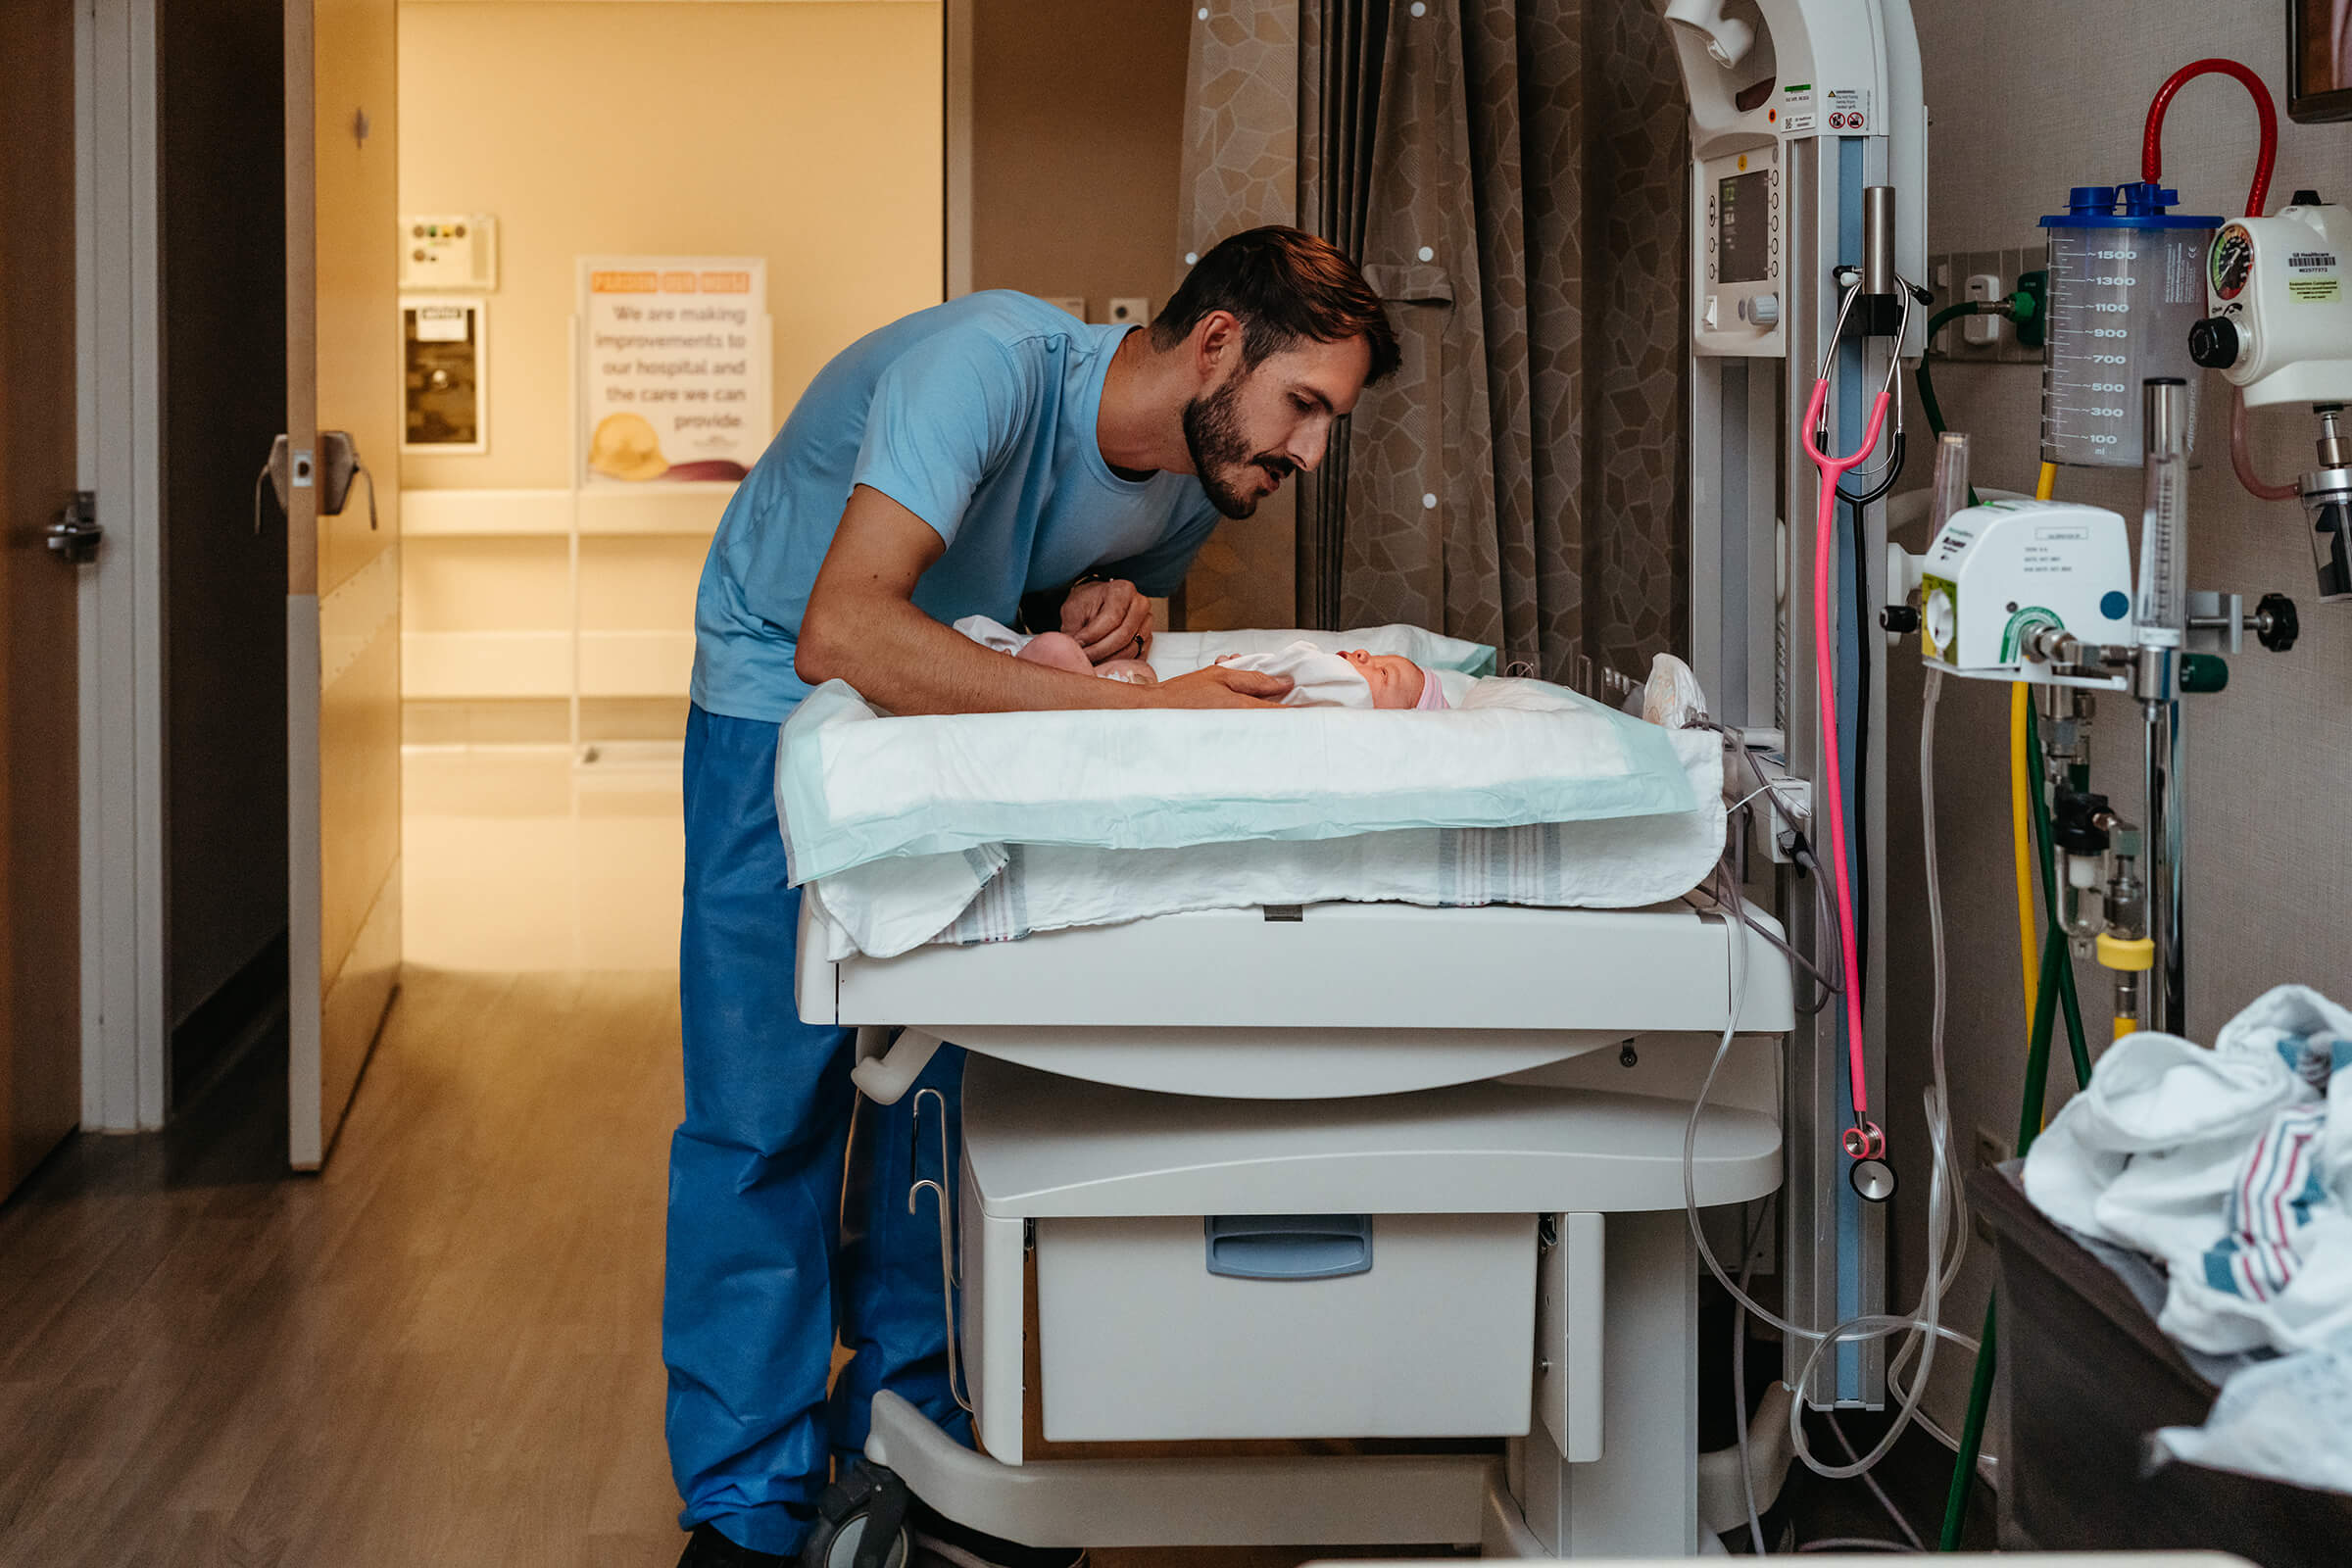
[1342,649,1446,710]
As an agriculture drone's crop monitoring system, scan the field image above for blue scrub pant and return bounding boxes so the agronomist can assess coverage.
[667,704,972,1556]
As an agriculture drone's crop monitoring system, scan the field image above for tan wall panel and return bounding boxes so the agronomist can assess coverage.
[396,1,943,492]
[404,536,572,632]
[578,535,707,631]
[969,0,1190,317]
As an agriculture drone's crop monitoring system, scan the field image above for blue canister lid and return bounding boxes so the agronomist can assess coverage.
[2040,180,2222,230]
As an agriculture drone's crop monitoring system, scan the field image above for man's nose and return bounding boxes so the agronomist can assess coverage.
[1290,417,1332,472]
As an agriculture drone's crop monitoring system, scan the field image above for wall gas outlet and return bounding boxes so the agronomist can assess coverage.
[1964,273,2005,345]
[1105,296,1150,325]
[1044,296,1087,319]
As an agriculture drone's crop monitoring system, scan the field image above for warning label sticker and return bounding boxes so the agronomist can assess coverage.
[1825,86,1873,131]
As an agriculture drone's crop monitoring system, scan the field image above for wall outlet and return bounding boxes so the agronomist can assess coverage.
[1044,296,1086,319]
[1105,296,1150,325]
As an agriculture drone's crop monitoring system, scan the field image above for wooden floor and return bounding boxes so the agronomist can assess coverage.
[0,968,686,1567]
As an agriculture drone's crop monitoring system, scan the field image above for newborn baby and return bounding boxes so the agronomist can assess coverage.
[1215,641,1447,710]
[955,617,1445,709]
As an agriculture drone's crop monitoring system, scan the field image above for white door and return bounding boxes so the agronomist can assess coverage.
[283,0,402,1169]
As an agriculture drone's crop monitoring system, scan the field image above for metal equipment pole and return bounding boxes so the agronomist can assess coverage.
[2139,379,2190,1035]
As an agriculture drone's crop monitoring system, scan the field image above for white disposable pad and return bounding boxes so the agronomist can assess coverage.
[785,653,1726,958]
[776,671,1697,887]
[804,721,1725,958]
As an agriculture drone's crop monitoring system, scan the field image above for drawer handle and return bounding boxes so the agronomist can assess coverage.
[1203,1214,1373,1280]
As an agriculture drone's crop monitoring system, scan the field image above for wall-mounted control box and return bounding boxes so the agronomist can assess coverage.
[401,213,498,290]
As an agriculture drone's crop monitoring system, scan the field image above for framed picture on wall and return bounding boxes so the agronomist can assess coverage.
[401,297,488,455]
[2290,0,2352,122]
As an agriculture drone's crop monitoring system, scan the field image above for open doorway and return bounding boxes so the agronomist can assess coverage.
[392,1,945,970]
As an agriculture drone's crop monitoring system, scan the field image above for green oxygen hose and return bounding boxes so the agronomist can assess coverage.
[1914,303,1984,454]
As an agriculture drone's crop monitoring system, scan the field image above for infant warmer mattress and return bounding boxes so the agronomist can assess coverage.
[784,679,1726,960]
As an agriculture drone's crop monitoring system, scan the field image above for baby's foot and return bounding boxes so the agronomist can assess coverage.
[1014,631,1095,675]
[1095,659,1157,686]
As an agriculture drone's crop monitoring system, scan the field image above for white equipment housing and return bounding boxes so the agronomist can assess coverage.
[802,901,1792,1555]
[1917,500,2136,687]
[2204,203,2352,408]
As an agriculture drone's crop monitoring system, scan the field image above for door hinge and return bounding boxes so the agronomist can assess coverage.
[46,491,100,564]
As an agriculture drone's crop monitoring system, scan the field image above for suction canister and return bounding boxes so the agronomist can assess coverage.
[2039,183,2221,467]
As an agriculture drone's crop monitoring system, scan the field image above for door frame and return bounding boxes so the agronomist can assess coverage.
[75,0,169,1133]
[945,0,972,300]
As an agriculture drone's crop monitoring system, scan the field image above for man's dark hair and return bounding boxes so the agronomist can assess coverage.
[1151,226,1400,386]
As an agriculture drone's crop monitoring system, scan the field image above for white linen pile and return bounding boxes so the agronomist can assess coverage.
[2023,984,2352,1356]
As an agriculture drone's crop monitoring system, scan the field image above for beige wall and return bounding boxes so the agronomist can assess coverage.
[395,1,940,741]
[1890,0,2349,1436]
[399,1,942,492]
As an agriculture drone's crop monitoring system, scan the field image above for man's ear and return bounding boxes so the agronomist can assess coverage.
[1192,310,1243,376]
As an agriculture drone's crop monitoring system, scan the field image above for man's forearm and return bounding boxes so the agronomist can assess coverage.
[800,595,1150,715]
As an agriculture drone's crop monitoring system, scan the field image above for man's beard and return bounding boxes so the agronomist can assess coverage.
[1182,373,1295,518]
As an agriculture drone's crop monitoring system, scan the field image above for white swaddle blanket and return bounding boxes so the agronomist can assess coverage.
[2024,984,2352,1355]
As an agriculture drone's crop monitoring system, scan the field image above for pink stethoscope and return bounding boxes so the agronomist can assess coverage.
[1801,277,1911,1201]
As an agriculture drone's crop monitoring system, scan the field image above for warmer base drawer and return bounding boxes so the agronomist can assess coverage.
[1035,1212,1537,1444]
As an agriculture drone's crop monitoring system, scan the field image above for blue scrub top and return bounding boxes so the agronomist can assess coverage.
[690,291,1222,723]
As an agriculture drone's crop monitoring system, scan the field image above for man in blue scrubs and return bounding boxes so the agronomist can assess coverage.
[670,227,1399,1568]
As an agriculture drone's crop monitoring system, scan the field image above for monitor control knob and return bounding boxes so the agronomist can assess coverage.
[1747,293,1782,327]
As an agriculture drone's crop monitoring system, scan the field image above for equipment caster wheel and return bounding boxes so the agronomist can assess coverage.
[802,1463,912,1568]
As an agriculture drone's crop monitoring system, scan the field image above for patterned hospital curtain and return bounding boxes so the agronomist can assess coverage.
[1173,5,1300,630]
[1180,0,1687,683]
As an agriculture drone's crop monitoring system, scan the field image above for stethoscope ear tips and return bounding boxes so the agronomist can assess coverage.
[1849,1157,1897,1203]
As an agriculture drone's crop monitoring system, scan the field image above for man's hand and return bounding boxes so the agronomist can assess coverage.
[1150,665,1292,709]
[1062,577,1154,663]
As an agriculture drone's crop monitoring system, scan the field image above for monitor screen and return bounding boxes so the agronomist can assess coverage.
[1719,169,1772,286]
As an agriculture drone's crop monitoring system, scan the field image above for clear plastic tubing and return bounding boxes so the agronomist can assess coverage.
[2039,183,2220,469]
[2138,377,2191,646]
[1929,429,1971,535]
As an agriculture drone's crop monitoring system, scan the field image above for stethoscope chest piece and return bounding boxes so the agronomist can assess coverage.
[1849,1157,1897,1204]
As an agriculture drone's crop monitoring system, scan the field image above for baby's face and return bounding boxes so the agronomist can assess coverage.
[1342,649,1427,709]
